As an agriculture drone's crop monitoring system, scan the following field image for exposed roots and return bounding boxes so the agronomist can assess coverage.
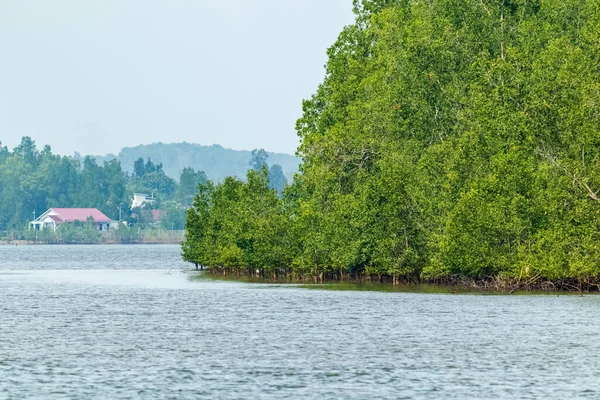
[200,267,600,293]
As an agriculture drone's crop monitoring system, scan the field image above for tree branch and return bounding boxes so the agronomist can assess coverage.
[538,145,600,203]
[479,0,491,15]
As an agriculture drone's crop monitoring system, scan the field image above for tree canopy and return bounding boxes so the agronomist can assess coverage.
[0,137,127,229]
[184,0,600,285]
[0,138,211,232]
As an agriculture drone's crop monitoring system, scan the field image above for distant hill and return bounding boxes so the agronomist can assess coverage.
[93,142,300,182]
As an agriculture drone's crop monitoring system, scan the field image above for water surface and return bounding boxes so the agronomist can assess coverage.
[1,245,599,399]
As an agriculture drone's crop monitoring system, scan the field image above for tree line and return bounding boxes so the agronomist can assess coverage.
[183,0,600,287]
[0,137,209,232]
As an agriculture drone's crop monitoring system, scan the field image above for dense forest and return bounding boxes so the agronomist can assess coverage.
[183,0,600,288]
[93,142,300,183]
[0,137,288,234]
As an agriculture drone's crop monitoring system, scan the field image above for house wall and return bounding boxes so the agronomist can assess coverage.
[132,193,156,209]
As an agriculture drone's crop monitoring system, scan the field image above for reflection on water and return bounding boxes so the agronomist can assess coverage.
[1,269,198,289]
[0,244,188,271]
[1,245,600,399]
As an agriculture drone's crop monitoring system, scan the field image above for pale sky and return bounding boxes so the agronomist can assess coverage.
[0,1,355,156]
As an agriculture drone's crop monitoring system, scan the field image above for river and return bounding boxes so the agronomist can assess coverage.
[1,244,599,399]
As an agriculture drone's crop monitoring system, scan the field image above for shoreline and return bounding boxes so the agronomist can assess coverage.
[0,240,181,246]
[194,269,595,294]
[1,229,185,246]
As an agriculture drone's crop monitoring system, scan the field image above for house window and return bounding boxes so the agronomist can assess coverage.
[99,224,102,231]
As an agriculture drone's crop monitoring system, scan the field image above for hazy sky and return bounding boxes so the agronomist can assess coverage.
[0,1,355,156]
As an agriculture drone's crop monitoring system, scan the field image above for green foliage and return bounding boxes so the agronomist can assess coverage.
[183,168,293,274]
[0,137,128,227]
[249,149,288,194]
[183,0,600,284]
[176,167,208,206]
[133,157,146,177]
[0,138,210,232]
[127,157,176,199]
[268,164,288,195]
[160,203,187,230]
[182,181,215,265]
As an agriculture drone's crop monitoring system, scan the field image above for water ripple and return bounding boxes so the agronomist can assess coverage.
[1,245,599,398]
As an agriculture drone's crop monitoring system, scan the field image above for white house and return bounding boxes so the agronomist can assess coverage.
[131,193,156,209]
[30,208,113,232]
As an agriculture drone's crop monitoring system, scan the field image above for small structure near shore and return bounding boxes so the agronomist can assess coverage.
[30,208,113,232]
[131,193,156,209]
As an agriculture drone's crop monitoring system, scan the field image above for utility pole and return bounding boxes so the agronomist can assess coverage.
[32,210,37,244]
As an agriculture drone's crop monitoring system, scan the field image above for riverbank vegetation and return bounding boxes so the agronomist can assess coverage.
[0,136,287,231]
[0,225,183,245]
[183,0,600,290]
[0,137,196,230]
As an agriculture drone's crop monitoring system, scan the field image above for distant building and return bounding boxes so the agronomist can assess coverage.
[30,208,113,232]
[131,193,156,209]
[151,209,165,222]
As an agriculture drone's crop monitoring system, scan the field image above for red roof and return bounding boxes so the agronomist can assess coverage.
[48,215,64,222]
[51,208,112,223]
